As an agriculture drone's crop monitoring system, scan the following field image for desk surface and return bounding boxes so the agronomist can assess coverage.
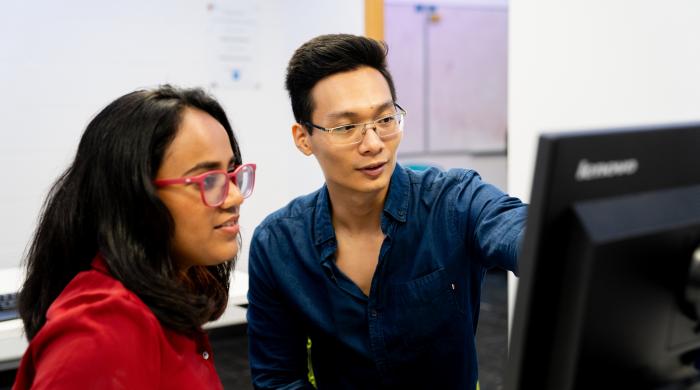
[0,267,249,366]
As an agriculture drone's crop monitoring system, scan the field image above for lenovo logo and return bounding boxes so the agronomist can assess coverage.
[575,158,639,181]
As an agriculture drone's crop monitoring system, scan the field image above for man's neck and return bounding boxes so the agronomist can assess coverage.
[327,184,388,234]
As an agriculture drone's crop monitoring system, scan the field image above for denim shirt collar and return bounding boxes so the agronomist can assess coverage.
[383,163,409,223]
[313,162,409,247]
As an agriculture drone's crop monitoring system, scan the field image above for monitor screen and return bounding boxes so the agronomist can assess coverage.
[505,123,700,389]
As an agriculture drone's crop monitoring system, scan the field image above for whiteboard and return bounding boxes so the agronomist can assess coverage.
[0,0,364,270]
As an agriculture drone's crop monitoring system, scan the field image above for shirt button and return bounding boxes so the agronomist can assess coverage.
[202,351,210,360]
[370,310,377,318]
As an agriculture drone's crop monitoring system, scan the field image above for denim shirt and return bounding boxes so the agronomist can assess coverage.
[247,164,527,390]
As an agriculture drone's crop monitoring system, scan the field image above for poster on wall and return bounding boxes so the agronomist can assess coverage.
[206,0,261,90]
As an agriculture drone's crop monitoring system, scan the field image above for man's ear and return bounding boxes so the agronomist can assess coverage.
[292,123,313,156]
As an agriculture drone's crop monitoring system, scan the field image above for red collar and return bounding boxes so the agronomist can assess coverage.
[90,253,110,275]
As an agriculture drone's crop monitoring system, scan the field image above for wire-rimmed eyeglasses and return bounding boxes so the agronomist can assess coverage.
[304,104,406,145]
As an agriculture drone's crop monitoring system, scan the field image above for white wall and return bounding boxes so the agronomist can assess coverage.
[0,1,364,272]
[387,0,507,7]
[507,0,700,330]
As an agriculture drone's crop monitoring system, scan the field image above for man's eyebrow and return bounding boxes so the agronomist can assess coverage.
[373,101,396,115]
[326,110,357,122]
[325,101,396,122]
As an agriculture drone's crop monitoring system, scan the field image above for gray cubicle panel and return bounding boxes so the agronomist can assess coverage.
[385,3,507,155]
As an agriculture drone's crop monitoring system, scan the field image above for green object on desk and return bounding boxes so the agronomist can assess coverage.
[307,337,316,388]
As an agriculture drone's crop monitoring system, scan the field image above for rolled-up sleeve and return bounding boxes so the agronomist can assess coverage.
[453,170,528,274]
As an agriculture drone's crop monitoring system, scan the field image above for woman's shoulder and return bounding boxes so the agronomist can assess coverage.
[17,267,166,389]
[45,265,159,329]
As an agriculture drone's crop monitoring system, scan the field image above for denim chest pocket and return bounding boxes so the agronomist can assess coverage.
[387,267,464,352]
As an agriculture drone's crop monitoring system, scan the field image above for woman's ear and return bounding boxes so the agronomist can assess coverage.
[292,123,313,156]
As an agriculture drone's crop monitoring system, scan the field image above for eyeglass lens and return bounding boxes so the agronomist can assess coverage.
[335,112,404,145]
[202,166,255,206]
[234,166,254,198]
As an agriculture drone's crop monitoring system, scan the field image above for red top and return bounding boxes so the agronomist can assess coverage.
[13,256,224,389]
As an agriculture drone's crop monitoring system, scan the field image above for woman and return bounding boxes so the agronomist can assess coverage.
[13,85,256,389]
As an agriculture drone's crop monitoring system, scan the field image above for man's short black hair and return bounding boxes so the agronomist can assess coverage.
[285,33,397,130]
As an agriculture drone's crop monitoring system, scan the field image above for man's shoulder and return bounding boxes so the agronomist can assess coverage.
[256,187,322,232]
[404,165,480,190]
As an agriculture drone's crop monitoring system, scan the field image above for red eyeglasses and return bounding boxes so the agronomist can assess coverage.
[154,163,256,207]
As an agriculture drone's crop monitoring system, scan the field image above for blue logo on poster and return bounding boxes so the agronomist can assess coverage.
[232,69,240,81]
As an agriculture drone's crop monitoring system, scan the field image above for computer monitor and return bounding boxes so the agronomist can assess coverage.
[505,123,700,390]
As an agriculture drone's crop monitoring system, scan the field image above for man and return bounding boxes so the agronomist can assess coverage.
[247,33,527,389]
